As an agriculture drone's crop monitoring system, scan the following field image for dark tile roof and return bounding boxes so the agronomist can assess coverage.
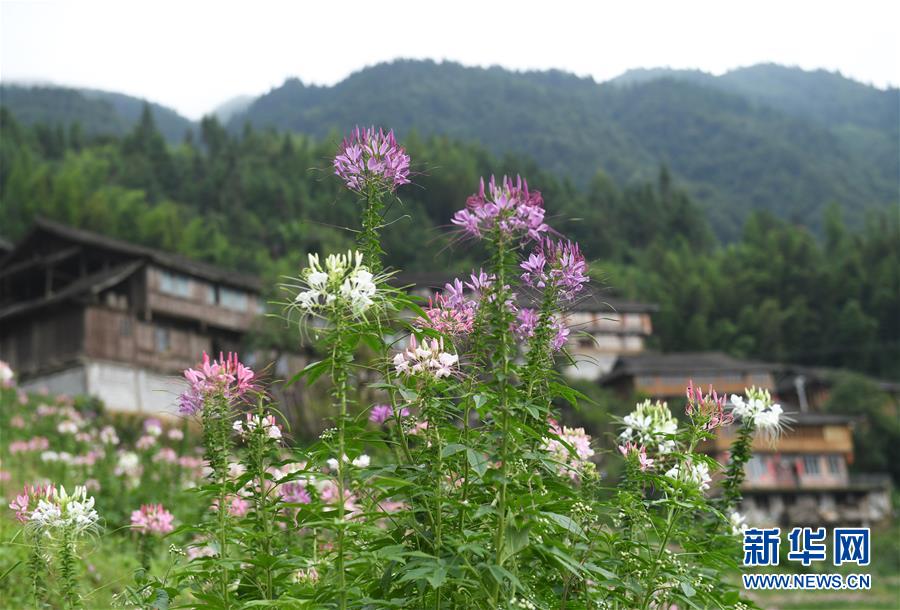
[0,260,143,321]
[390,271,658,314]
[6,219,261,292]
[601,351,776,382]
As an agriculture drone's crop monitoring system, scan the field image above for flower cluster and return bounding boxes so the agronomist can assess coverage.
[619,399,678,454]
[178,352,255,416]
[728,510,748,536]
[233,413,283,441]
[451,175,549,241]
[618,441,655,472]
[686,380,734,430]
[392,335,459,379]
[730,387,785,435]
[415,293,475,336]
[512,308,570,351]
[333,126,411,193]
[22,485,100,534]
[665,459,712,492]
[131,503,175,536]
[520,239,589,301]
[541,419,595,481]
[295,251,378,317]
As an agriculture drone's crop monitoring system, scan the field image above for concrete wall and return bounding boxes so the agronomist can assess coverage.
[23,360,186,415]
[21,366,87,397]
[84,360,185,414]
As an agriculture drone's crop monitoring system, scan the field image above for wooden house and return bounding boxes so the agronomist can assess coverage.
[0,219,265,413]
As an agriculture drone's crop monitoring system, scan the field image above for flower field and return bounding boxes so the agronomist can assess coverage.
[0,127,843,609]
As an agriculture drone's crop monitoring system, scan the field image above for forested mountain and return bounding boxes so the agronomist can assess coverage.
[229,60,898,235]
[2,62,896,237]
[1,108,897,378]
[0,84,193,143]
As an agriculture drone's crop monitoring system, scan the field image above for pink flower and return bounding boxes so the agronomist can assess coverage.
[136,435,157,451]
[452,175,549,241]
[618,441,655,471]
[686,380,733,430]
[512,308,569,352]
[131,503,175,535]
[415,293,475,336]
[211,495,250,517]
[392,335,458,379]
[153,448,178,464]
[279,481,312,504]
[542,419,595,481]
[10,415,25,429]
[179,352,255,416]
[8,484,56,523]
[334,126,410,193]
[520,239,589,301]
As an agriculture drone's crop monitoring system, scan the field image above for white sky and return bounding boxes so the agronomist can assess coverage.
[1,0,898,119]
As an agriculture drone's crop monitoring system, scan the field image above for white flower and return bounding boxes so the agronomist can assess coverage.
[731,388,786,436]
[0,360,14,385]
[294,250,380,318]
[57,420,79,435]
[665,460,711,492]
[326,457,341,471]
[99,426,120,445]
[41,451,60,463]
[729,511,748,536]
[31,499,63,529]
[619,400,678,454]
[351,454,371,468]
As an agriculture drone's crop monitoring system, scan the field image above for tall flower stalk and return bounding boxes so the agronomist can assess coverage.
[178,351,255,606]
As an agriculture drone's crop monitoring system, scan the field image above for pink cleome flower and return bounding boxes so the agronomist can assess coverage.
[415,293,475,336]
[334,126,411,193]
[9,483,56,523]
[520,238,589,301]
[131,503,175,535]
[685,379,733,430]
[452,175,549,241]
[178,352,255,416]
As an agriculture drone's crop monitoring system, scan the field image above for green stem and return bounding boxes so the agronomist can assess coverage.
[331,316,350,610]
[640,504,678,610]
[59,527,79,609]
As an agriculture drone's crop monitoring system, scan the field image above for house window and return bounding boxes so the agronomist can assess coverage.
[803,456,821,475]
[154,327,170,352]
[207,285,218,305]
[219,287,248,312]
[827,455,843,474]
[746,455,766,480]
[159,270,192,298]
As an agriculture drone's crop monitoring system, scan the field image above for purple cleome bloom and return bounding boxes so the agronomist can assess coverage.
[451,175,549,241]
[369,404,411,425]
[415,294,476,336]
[334,126,411,193]
[520,238,589,301]
[512,307,570,352]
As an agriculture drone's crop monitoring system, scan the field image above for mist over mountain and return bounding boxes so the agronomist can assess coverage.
[2,61,896,236]
[0,84,194,143]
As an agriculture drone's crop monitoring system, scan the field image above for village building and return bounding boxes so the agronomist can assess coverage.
[600,351,893,526]
[0,219,265,413]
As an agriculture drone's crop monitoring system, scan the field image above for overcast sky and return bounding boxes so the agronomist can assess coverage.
[2,0,898,119]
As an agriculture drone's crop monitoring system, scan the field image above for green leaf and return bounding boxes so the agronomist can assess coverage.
[441,443,466,458]
[500,524,530,563]
[680,580,696,598]
[542,512,586,539]
[151,588,170,610]
[486,564,523,592]
[467,448,489,479]
[286,359,329,387]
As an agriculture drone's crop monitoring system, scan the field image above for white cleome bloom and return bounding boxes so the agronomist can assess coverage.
[729,511,748,536]
[351,454,371,468]
[665,460,711,492]
[619,400,678,454]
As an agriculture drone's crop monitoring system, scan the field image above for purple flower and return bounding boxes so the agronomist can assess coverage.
[369,404,411,425]
[279,482,312,504]
[512,308,569,352]
[451,175,549,241]
[520,239,589,301]
[334,126,410,193]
